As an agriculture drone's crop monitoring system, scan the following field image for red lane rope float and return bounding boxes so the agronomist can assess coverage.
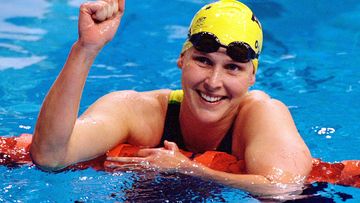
[0,133,32,165]
[1,134,359,188]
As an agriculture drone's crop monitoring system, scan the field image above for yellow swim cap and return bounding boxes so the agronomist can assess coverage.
[182,0,263,73]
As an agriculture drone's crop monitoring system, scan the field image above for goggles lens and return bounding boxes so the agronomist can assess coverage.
[189,32,258,63]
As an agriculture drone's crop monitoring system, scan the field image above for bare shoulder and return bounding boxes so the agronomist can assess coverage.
[83,89,171,118]
[238,90,288,117]
[235,90,312,181]
[125,89,171,146]
[236,90,298,147]
[82,89,172,146]
[238,90,301,141]
[241,90,279,105]
[246,90,271,101]
[93,89,171,108]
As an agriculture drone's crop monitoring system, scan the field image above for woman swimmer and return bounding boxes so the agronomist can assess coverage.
[30,0,313,196]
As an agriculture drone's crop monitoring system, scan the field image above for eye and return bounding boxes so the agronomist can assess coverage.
[193,56,213,66]
[225,63,242,72]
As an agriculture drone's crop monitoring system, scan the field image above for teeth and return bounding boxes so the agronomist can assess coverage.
[200,92,222,103]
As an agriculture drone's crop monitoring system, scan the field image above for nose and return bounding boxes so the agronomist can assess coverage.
[204,67,223,91]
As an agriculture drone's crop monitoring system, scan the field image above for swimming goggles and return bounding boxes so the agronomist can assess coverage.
[188,32,258,63]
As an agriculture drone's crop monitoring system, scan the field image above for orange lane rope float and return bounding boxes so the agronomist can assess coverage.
[1,134,359,188]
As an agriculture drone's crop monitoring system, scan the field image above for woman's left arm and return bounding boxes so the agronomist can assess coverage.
[107,141,307,196]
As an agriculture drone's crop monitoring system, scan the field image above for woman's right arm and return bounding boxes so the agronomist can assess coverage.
[30,0,126,171]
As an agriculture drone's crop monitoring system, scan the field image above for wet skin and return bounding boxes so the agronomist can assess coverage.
[30,0,313,196]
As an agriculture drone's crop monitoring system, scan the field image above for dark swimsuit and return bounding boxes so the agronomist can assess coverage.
[158,90,233,154]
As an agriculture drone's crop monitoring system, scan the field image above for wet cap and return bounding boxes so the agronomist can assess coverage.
[182,0,263,73]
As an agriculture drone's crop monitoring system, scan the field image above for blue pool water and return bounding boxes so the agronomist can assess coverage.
[0,0,360,202]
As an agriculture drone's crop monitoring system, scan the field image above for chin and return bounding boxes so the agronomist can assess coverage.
[192,108,227,124]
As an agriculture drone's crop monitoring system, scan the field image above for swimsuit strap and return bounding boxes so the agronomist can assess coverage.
[159,90,233,154]
[168,89,184,104]
[216,122,233,153]
[159,90,185,148]
[160,102,186,149]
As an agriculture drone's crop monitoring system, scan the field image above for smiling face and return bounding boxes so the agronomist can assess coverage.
[178,47,256,124]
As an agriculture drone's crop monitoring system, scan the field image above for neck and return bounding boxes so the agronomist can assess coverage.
[179,103,237,153]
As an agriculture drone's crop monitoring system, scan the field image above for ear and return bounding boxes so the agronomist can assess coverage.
[249,74,256,86]
[177,53,184,69]
[249,63,256,86]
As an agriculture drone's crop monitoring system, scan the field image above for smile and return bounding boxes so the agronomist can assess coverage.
[198,91,226,103]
